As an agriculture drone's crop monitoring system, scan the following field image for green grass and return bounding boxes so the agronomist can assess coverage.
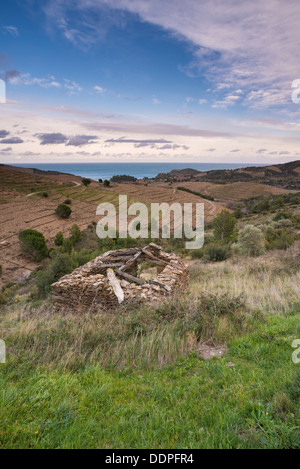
[0,304,299,448]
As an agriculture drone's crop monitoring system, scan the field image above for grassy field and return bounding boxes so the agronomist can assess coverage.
[1,245,299,449]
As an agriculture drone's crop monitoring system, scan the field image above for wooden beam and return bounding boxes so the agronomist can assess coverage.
[106,269,125,304]
[115,269,145,285]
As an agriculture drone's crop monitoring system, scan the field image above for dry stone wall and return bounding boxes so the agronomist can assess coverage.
[51,244,189,312]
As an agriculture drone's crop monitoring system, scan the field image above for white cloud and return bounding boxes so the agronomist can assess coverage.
[2,26,19,37]
[94,85,106,94]
[44,0,300,109]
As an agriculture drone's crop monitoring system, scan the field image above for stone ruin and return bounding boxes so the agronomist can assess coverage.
[51,244,189,312]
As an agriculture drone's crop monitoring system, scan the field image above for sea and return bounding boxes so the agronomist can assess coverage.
[12,162,261,181]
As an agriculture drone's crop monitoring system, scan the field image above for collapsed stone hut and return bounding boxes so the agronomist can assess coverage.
[51,244,189,312]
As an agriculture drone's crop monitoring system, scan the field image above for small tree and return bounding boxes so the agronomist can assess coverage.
[213,210,237,242]
[18,229,48,261]
[103,180,110,188]
[238,225,265,257]
[54,232,64,246]
[55,204,72,219]
[98,179,103,184]
[70,224,81,245]
[82,178,91,187]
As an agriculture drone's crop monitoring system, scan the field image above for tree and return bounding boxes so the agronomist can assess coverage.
[18,229,48,261]
[213,210,237,242]
[103,180,110,187]
[98,179,103,184]
[82,178,91,187]
[238,225,265,257]
[70,224,81,244]
[55,204,72,219]
[54,231,64,246]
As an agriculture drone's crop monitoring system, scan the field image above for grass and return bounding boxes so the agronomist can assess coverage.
[0,244,300,448]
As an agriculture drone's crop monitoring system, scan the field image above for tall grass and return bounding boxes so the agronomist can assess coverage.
[190,243,300,314]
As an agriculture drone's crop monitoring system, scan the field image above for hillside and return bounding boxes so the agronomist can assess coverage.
[156,160,300,190]
[0,164,225,286]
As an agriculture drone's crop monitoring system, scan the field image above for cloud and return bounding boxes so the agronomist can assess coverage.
[0,147,12,152]
[36,132,98,146]
[66,135,98,146]
[2,26,19,37]
[0,130,10,138]
[94,85,106,94]
[0,137,23,144]
[152,96,161,105]
[4,70,23,84]
[198,99,207,104]
[230,148,240,152]
[105,137,173,145]
[86,122,238,139]
[206,148,216,152]
[256,148,268,154]
[42,0,300,109]
[64,79,82,93]
[37,133,68,145]
[4,70,62,88]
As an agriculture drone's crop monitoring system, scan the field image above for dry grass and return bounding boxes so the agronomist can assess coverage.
[190,243,300,314]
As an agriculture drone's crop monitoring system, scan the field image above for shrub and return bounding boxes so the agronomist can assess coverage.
[62,238,73,254]
[70,224,81,244]
[55,204,72,219]
[204,243,231,262]
[238,225,265,257]
[103,180,110,187]
[0,265,2,277]
[63,199,72,205]
[267,230,294,250]
[98,179,103,184]
[42,192,48,198]
[111,175,138,183]
[54,232,64,246]
[213,210,237,242]
[82,178,91,187]
[18,229,48,261]
[191,248,204,259]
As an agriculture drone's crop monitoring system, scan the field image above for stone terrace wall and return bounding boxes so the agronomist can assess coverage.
[51,244,189,312]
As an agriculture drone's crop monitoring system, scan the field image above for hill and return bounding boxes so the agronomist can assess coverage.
[156,160,300,190]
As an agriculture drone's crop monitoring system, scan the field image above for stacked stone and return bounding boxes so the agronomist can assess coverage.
[51,244,189,313]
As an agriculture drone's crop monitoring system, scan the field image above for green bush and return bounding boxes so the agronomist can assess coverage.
[55,204,72,219]
[267,230,294,250]
[63,199,72,205]
[103,180,110,187]
[54,232,64,246]
[191,249,204,259]
[70,224,81,244]
[204,243,230,262]
[238,225,265,257]
[62,238,73,254]
[82,178,91,187]
[18,229,48,261]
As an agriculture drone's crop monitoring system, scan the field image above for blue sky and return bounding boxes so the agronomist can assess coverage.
[1,0,300,163]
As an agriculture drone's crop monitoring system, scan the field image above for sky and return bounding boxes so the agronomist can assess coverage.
[1,0,300,164]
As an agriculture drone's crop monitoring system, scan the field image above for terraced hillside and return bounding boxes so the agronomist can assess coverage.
[0,165,226,285]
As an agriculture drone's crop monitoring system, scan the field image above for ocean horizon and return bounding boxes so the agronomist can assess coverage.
[11,162,264,181]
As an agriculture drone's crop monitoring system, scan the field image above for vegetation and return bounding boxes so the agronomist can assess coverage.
[82,178,91,187]
[213,210,237,242]
[238,225,266,257]
[111,175,138,183]
[177,186,215,201]
[1,242,300,448]
[103,180,110,187]
[18,229,48,262]
[55,204,72,219]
